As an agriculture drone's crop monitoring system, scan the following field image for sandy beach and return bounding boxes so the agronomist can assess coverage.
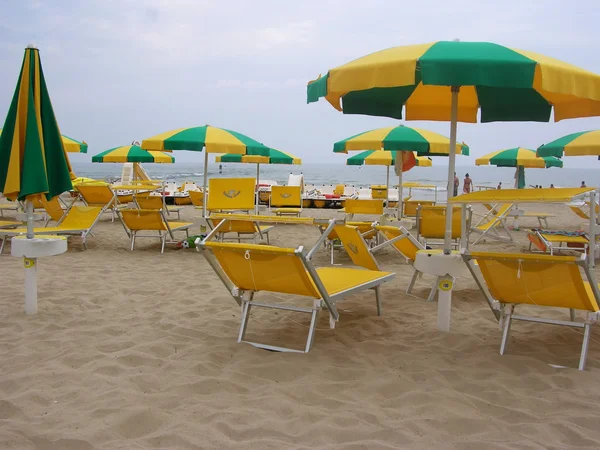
[0,201,599,449]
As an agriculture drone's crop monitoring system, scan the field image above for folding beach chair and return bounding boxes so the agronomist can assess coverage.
[207,178,255,215]
[469,203,514,245]
[527,229,589,255]
[208,217,273,244]
[342,199,384,220]
[269,185,303,217]
[0,206,105,253]
[188,190,204,209]
[75,184,121,222]
[403,200,435,218]
[568,202,599,221]
[320,221,377,264]
[120,209,193,253]
[0,202,18,217]
[416,205,464,248]
[134,194,182,220]
[198,241,394,352]
[463,251,600,370]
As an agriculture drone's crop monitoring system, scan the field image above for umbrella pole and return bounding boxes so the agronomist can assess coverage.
[26,200,34,239]
[255,163,260,215]
[443,87,459,254]
[386,165,390,210]
[398,171,403,219]
[24,199,37,314]
[202,151,208,218]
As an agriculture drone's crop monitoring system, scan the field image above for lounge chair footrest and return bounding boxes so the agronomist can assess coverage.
[511,314,586,328]
[247,300,316,314]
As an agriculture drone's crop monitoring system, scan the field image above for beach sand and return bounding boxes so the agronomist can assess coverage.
[0,201,599,449]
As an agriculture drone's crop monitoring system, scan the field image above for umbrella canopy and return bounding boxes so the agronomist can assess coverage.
[476,148,562,168]
[347,150,431,167]
[334,126,469,156]
[0,128,87,153]
[0,46,72,202]
[92,145,175,163]
[216,148,301,165]
[537,130,600,158]
[307,41,600,123]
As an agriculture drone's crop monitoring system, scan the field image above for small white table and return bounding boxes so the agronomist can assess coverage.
[413,249,471,332]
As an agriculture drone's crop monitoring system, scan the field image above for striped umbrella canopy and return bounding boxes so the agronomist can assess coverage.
[307,40,600,252]
[334,126,469,156]
[537,130,600,158]
[347,150,432,167]
[216,148,301,165]
[0,128,87,153]
[141,125,271,217]
[476,148,562,189]
[0,46,72,208]
[92,145,175,163]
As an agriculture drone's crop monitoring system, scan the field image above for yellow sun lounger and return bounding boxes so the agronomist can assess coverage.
[0,206,104,253]
[120,209,193,253]
[0,203,19,217]
[341,199,384,220]
[469,203,514,245]
[134,194,182,220]
[198,240,394,352]
[207,178,255,215]
[527,230,588,255]
[569,202,599,221]
[416,205,465,248]
[319,221,377,264]
[208,217,273,244]
[403,200,435,218]
[75,184,121,222]
[188,190,204,209]
[463,251,600,370]
[269,185,303,217]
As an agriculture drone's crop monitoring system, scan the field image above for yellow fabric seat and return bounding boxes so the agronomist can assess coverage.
[269,186,302,217]
[463,251,600,370]
[120,209,193,253]
[208,216,273,244]
[322,221,377,264]
[135,195,182,220]
[469,203,513,244]
[315,266,391,295]
[527,229,589,255]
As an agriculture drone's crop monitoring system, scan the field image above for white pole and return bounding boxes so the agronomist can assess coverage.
[589,190,596,268]
[444,86,460,254]
[24,199,37,314]
[202,151,208,218]
[255,163,260,215]
[398,171,403,218]
[26,200,34,239]
[385,165,390,210]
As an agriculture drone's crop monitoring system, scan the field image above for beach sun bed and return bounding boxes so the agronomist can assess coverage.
[120,209,193,253]
[197,240,395,352]
[269,185,303,217]
[527,229,588,255]
[208,216,273,244]
[134,194,182,220]
[416,205,464,249]
[469,203,514,245]
[463,251,600,370]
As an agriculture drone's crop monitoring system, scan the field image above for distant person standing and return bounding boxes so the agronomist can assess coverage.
[463,173,472,194]
[219,164,223,174]
[550,184,555,188]
[581,181,587,188]
[497,182,502,190]
[453,172,459,196]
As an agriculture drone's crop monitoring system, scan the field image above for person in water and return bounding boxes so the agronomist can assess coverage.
[453,172,459,196]
[497,182,502,190]
[219,164,223,174]
[463,173,472,194]
[581,181,587,188]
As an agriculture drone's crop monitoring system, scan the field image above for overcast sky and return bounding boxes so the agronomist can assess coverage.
[1,0,599,168]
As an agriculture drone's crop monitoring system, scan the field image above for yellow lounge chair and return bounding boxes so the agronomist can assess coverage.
[207,178,255,215]
[342,199,384,220]
[120,209,193,253]
[469,203,513,245]
[0,202,19,217]
[0,206,104,253]
[188,190,205,209]
[568,202,599,221]
[75,184,121,222]
[416,205,465,248]
[198,241,394,352]
[269,185,302,217]
[134,194,182,220]
[527,229,588,255]
[463,251,600,370]
[208,217,273,244]
[403,200,435,218]
[320,221,377,264]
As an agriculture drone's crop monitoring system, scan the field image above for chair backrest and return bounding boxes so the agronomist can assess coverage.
[76,185,116,207]
[270,186,302,208]
[135,195,165,210]
[569,205,590,220]
[42,196,65,223]
[403,200,435,217]
[202,242,321,297]
[120,209,166,232]
[207,178,255,212]
[376,225,423,262]
[469,252,600,312]
[334,184,345,196]
[527,231,547,253]
[189,190,204,207]
[333,225,380,271]
[121,163,134,185]
[344,199,384,215]
[60,206,103,229]
[209,218,258,234]
[371,185,387,199]
[417,205,462,239]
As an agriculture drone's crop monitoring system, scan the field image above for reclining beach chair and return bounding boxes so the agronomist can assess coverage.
[75,184,121,222]
[403,200,435,218]
[469,203,513,245]
[416,205,463,248]
[568,202,599,221]
[208,217,273,244]
[0,202,19,217]
[269,185,302,217]
[188,190,204,209]
[134,194,182,220]
[463,251,600,370]
[207,178,255,215]
[527,229,589,255]
[120,209,193,253]
[320,221,377,264]
[0,206,104,253]
[342,199,384,220]
[198,240,394,352]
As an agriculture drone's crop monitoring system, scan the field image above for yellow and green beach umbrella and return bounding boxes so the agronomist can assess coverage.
[346,150,431,167]
[334,126,469,156]
[537,130,600,158]
[0,128,87,153]
[476,148,562,189]
[0,46,72,208]
[307,40,600,252]
[142,125,271,216]
[92,145,174,163]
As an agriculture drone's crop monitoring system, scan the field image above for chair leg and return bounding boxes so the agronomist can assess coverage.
[579,323,592,371]
[570,309,576,322]
[130,232,136,251]
[330,243,334,265]
[305,300,321,352]
[0,236,5,255]
[374,285,382,316]
[266,232,270,245]
[82,232,88,250]
[500,305,514,355]
[238,298,251,343]
[406,269,419,294]
[426,278,438,303]
[161,234,166,253]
